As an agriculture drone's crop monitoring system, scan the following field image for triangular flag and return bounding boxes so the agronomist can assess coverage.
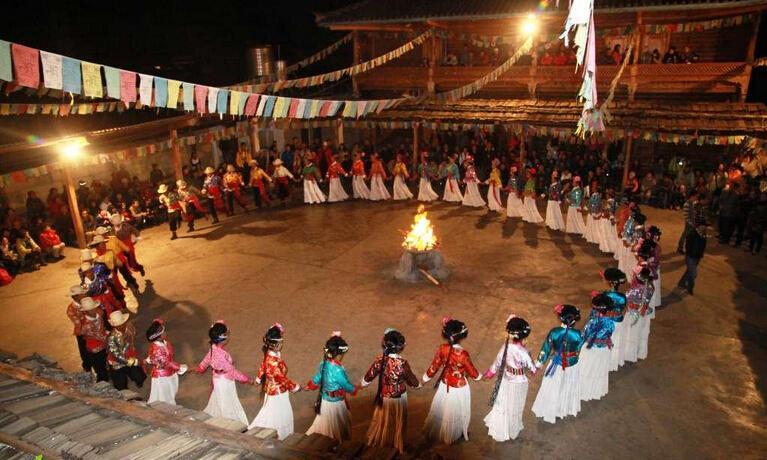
[104,66,120,99]
[40,51,63,90]
[167,79,181,109]
[81,61,103,98]
[11,44,40,89]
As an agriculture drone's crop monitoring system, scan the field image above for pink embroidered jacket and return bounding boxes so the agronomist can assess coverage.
[196,344,252,383]
[146,340,181,378]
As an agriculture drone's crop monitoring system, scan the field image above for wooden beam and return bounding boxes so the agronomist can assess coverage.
[352,30,361,97]
[428,30,437,94]
[519,126,527,165]
[336,118,345,145]
[741,13,762,102]
[63,161,86,249]
[250,119,261,153]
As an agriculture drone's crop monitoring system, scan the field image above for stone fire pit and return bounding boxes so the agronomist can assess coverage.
[395,248,449,284]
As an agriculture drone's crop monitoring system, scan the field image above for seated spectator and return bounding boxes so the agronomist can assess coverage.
[554,49,568,66]
[0,235,21,277]
[680,46,699,64]
[610,44,623,64]
[38,224,66,260]
[651,49,661,64]
[641,172,656,204]
[624,171,640,200]
[663,46,679,63]
[14,229,45,271]
[540,50,554,65]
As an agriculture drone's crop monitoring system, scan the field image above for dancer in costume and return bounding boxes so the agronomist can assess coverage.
[646,226,663,312]
[600,268,629,372]
[545,171,565,231]
[110,213,144,277]
[248,160,272,209]
[417,153,439,202]
[361,329,420,454]
[442,155,463,203]
[565,176,586,235]
[305,332,357,441]
[483,315,535,442]
[66,285,91,374]
[486,158,505,212]
[461,156,486,208]
[201,166,223,223]
[249,323,301,440]
[301,158,326,204]
[504,165,526,219]
[392,154,413,200]
[177,180,205,232]
[107,310,147,391]
[326,154,350,203]
[223,165,249,215]
[522,168,544,223]
[584,191,602,244]
[157,183,183,240]
[531,304,584,423]
[78,297,110,382]
[626,245,657,362]
[369,153,391,201]
[272,159,295,206]
[578,293,615,401]
[196,321,253,425]
[145,319,187,404]
[351,152,371,200]
[422,317,481,444]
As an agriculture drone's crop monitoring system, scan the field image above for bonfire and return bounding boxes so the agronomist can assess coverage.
[395,205,448,284]
[402,205,438,252]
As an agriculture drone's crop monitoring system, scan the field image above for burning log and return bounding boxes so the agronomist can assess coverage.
[395,206,449,284]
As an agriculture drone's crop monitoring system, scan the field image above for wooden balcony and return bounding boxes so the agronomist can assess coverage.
[356,62,751,100]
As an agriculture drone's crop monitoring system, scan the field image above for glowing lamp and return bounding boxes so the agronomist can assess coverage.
[60,137,89,160]
[522,13,539,37]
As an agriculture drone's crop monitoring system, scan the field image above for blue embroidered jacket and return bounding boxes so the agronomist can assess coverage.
[309,359,356,402]
[622,215,636,243]
[603,290,628,323]
[537,326,584,374]
[582,316,615,349]
[567,186,583,207]
[587,194,602,216]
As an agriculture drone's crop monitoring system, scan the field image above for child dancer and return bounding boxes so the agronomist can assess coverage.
[417,154,439,202]
[625,249,656,362]
[361,329,421,454]
[326,154,350,203]
[351,152,371,200]
[483,315,535,442]
[461,156,486,208]
[145,319,187,404]
[301,158,326,204]
[442,155,463,203]
[584,191,602,244]
[531,304,584,423]
[422,317,481,444]
[565,176,586,235]
[392,154,413,200]
[272,159,295,206]
[369,153,391,201]
[485,158,505,212]
[196,321,253,425]
[600,268,629,371]
[504,165,525,219]
[579,294,615,401]
[249,323,300,440]
[522,168,543,223]
[248,160,272,209]
[545,171,565,231]
[305,332,357,441]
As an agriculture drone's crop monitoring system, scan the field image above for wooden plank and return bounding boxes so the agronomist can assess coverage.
[360,446,398,460]
[26,401,93,427]
[0,384,49,404]
[280,432,305,448]
[4,394,69,416]
[203,416,247,432]
[99,429,172,460]
[0,417,38,436]
[77,420,148,447]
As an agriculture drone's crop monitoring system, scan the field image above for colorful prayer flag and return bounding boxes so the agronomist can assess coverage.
[194,84,208,113]
[207,87,219,113]
[183,82,195,111]
[40,51,63,90]
[81,61,103,98]
[104,66,120,99]
[119,70,137,103]
[138,74,153,105]
[62,56,82,94]
[11,44,40,89]
[167,79,181,109]
[0,40,11,82]
[216,89,228,114]
[154,77,168,107]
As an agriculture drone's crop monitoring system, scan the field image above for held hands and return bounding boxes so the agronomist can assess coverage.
[421,373,431,384]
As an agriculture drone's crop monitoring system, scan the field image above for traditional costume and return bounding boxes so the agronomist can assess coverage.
[601,268,629,372]
[417,158,439,202]
[66,285,90,373]
[486,159,505,212]
[392,156,413,200]
[202,167,223,223]
[461,157,486,208]
[584,192,602,243]
[223,165,249,215]
[301,161,326,204]
[646,226,663,312]
[531,305,583,423]
[579,294,615,402]
[111,214,144,276]
[565,178,586,234]
[177,181,205,232]
[272,159,295,205]
[326,158,350,202]
[505,167,526,218]
[523,169,544,223]
[78,297,110,382]
[442,158,463,203]
[624,265,655,364]
[351,154,371,200]
[248,161,272,208]
[106,310,146,390]
[145,319,187,404]
[545,173,565,231]
[369,154,391,201]
[158,184,183,240]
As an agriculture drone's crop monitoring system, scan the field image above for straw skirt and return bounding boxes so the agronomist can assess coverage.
[393,176,413,200]
[369,176,391,201]
[423,382,472,444]
[486,184,504,212]
[418,177,439,202]
[506,193,525,218]
[303,179,326,204]
[531,364,581,424]
[327,177,349,202]
[352,176,370,199]
[484,380,528,442]
[306,399,351,441]
[523,197,544,223]
[248,391,294,440]
[578,346,611,401]
[462,183,486,207]
[148,374,178,405]
[545,201,565,231]
[442,179,463,202]
[367,394,409,453]
[565,207,585,234]
[204,376,248,425]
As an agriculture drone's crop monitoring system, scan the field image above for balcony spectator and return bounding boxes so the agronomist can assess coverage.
[459,45,470,66]
[680,46,699,64]
[540,50,554,66]
[479,50,490,66]
[491,47,501,66]
[444,53,458,66]
[554,48,569,66]
[610,44,624,64]
[663,46,679,64]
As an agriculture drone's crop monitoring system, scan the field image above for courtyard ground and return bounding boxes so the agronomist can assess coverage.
[0,201,765,459]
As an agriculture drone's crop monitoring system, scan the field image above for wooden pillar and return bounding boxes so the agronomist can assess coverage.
[250,119,260,152]
[742,14,762,102]
[352,31,361,98]
[170,129,183,181]
[336,119,344,146]
[412,123,419,170]
[63,163,86,249]
[427,29,437,95]
[622,131,634,187]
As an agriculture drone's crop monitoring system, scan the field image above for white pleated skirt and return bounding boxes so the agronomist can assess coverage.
[423,382,471,445]
[484,379,528,442]
[578,346,611,401]
[650,270,661,312]
[204,376,248,425]
[609,320,628,371]
[303,179,326,204]
[462,182,486,207]
[418,178,439,202]
[352,175,371,200]
[545,201,565,231]
[624,315,651,363]
[531,364,581,424]
[565,207,585,234]
[367,394,408,453]
[327,177,349,202]
[506,193,525,218]
[610,224,621,256]
[148,374,179,405]
[486,184,504,212]
[597,218,612,253]
[443,179,463,202]
[249,391,294,440]
[393,176,413,200]
[584,215,598,243]
[369,176,391,201]
[523,196,543,223]
[306,399,351,441]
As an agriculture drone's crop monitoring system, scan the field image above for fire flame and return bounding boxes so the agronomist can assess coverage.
[402,205,438,251]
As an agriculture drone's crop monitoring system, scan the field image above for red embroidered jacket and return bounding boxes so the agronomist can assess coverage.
[327,161,347,179]
[362,355,420,398]
[352,159,366,176]
[425,344,480,388]
[80,309,108,353]
[66,302,84,336]
[370,159,387,179]
[146,340,181,378]
[256,351,298,395]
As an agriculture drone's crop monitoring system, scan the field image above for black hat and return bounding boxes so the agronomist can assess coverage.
[648,225,662,238]
[442,317,469,343]
[555,304,581,327]
[505,316,531,340]
[146,319,165,341]
[637,240,656,260]
[635,267,653,284]
[603,267,627,284]
[209,321,228,344]
[634,213,647,225]
[591,293,614,311]
[382,329,406,354]
[263,323,284,349]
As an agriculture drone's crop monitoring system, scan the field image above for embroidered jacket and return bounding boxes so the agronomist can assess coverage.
[66,301,84,336]
[587,193,602,216]
[273,165,295,180]
[256,351,298,395]
[146,340,181,378]
[361,354,420,398]
[115,223,140,243]
[464,166,479,183]
[507,173,522,192]
[80,310,108,353]
[107,323,138,370]
[370,159,387,179]
[352,159,366,176]
[603,290,628,323]
[196,344,252,383]
[548,181,562,201]
[445,163,460,180]
[250,167,272,185]
[626,283,655,317]
[567,186,584,207]
[418,162,431,179]
[622,214,636,244]
[392,161,409,178]
[485,342,535,383]
[536,326,584,371]
[306,359,356,402]
[581,316,615,349]
[327,161,347,179]
[302,163,322,181]
[159,192,182,213]
[524,179,536,195]
[425,344,480,388]
[487,167,502,186]
[203,174,223,192]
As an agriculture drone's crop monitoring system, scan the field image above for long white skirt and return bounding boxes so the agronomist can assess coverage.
[418,178,438,202]
[610,224,621,256]
[609,321,628,371]
[565,207,585,234]
[506,193,525,218]
[650,270,661,312]
[584,215,598,243]
[249,391,294,440]
[484,379,528,442]
[423,382,471,444]
[369,176,391,201]
[531,364,581,424]
[462,182,486,207]
[443,178,463,202]
[523,196,543,223]
[486,184,504,212]
[638,314,651,360]
[624,315,652,362]
[303,179,326,204]
[327,177,349,202]
[367,395,408,453]
[578,347,611,401]
[204,376,248,425]
[306,399,351,441]
[545,201,565,231]
[393,176,413,200]
[148,374,178,405]
[604,221,618,253]
[352,175,370,200]
[597,218,612,253]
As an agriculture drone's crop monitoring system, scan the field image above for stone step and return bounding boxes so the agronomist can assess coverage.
[203,416,247,432]
[301,432,339,453]
[131,433,210,460]
[0,410,19,428]
[0,416,38,436]
[280,432,307,448]
[0,380,21,389]
[4,394,69,416]
[0,444,20,460]
[0,384,49,404]
[98,429,173,460]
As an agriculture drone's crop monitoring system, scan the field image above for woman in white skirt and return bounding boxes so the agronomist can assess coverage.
[145,319,187,405]
[461,156,486,208]
[624,265,655,364]
[565,177,586,235]
[545,171,565,231]
[368,153,391,201]
[417,154,439,202]
[301,159,326,204]
[579,294,615,402]
[423,318,482,444]
[195,321,253,425]
[306,332,356,441]
[442,155,463,203]
[599,268,629,372]
[646,226,663,313]
[326,155,349,203]
[249,324,300,440]
[483,315,535,442]
[351,152,371,200]
[584,192,602,243]
[522,169,544,223]
[531,304,584,423]
[504,165,526,219]
[485,158,505,212]
[361,329,421,454]
[392,154,413,200]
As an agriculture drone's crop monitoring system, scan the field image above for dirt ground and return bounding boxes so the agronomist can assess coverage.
[0,200,765,459]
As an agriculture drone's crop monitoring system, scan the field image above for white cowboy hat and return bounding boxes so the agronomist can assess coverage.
[226,164,236,173]
[157,184,168,194]
[88,235,105,247]
[249,159,258,167]
[176,180,187,189]
[79,297,100,312]
[108,310,130,327]
[109,214,122,225]
[80,261,94,272]
[204,166,215,175]
[272,159,283,166]
[79,249,94,262]
[67,284,87,297]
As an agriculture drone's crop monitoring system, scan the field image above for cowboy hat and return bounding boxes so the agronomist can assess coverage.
[88,235,105,247]
[157,184,168,194]
[176,180,187,189]
[204,166,215,175]
[80,261,94,272]
[67,284,87,297]
[79,297,100,312]
[95,226,109,236]
[108,310,130,327]
[226,164,236,172]
[109,214,122,226]
[79,249,94,262]
[272,159,283,166]
[249,159,258,167]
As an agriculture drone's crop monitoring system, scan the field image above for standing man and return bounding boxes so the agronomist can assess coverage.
[66,285,90,373]
[677,190,699,254]
[158,184,183,240]
[678,225,707,295]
